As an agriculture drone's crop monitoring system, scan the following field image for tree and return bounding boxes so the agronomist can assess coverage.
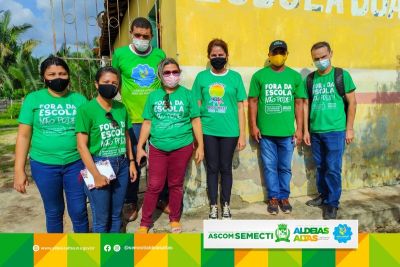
[0,10,40,99]
[55,42,99,99]
[0,10,38,66]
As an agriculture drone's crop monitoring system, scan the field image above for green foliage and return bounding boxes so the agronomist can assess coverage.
[0,118,18,128]
[5,102,21,119]
[0,10,41,99]
[56,43,99,99]
[0,102,22,120]
[0,10,100,101]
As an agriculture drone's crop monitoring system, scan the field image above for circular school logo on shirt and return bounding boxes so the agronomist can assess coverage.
[131,64,156,87]
[208,83,225,106]
[209,83,225,98]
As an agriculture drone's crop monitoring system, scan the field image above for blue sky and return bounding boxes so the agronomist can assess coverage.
[0,0,104,57]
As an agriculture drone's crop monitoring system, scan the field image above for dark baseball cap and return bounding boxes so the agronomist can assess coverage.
[269,40,288,52]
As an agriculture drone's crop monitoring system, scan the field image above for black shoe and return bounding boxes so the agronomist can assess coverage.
[267,198,279,215]
[279,199,292,214]
[306,195,324,207]
[323,206,338,220]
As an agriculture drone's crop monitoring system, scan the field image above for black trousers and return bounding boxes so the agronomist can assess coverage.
[204,134,238,205]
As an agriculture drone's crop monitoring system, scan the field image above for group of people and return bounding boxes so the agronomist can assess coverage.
[13,17,356,234]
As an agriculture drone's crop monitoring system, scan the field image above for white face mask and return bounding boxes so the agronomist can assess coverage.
[132,38,150,52]
[163,74,180,88]
[314,58,331,71]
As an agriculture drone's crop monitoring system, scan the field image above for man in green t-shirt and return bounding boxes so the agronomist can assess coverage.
[112,17,166,221]
[303,41,357,220]
[248,40,306,215]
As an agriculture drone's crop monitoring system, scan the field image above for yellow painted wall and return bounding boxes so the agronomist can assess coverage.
[114,0,400,205]
[175,0,400,205]
[176,0,400,69]
[160,1,178,59]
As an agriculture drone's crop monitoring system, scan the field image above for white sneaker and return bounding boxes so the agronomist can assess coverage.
[222,202,232,220]
[209,205,218,220]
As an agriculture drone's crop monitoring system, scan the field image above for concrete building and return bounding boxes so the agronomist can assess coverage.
[100,0,400,210]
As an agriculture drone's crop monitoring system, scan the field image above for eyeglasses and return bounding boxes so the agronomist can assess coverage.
[133,33,151,40]
[163,94,170,109]
[105,112,119,128]
[162,70,180,77]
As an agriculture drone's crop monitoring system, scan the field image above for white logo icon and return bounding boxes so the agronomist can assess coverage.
[33,245,40,252]
[104,244,111,252]
[113,245,121,252]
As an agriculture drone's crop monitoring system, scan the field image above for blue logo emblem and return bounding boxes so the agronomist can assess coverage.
[131,64,156,87]
[333,224,352,243]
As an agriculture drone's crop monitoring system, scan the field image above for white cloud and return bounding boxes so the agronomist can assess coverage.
[34,0,104,55]
[0,0,36,25]
[0,0,104,57]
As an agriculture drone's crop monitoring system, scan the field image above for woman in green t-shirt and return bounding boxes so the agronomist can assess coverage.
[14,56,89,233]
[135,58,204,233]
[76,67,137,233]
[192,39,247,220]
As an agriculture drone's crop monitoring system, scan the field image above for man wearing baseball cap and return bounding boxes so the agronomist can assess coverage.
[248,40,306,215]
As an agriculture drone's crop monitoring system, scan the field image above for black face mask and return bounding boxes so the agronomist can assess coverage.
[45,78,69,92]
[210,57,227,70]
[98,84,118,99]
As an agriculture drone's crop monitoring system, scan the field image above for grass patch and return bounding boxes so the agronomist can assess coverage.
[0,129,17,136]
[0,144,15,154]
[0,119,18,128]
[0,158,14,173]
[0,144,15,186]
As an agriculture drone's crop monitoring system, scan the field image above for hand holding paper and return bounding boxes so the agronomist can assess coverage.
[81,160,116,190]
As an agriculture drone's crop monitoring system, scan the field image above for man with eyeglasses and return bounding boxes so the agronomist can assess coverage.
[248,40,306,215]
[112,17,167,222]
[303,41,357,219]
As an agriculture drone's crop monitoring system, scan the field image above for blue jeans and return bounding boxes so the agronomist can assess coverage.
[259,136,294,200]
[125,123,168,204]
[30,158,88,233]
[311,131,346,208]
[84,155,129,233]
[125,123,142,204]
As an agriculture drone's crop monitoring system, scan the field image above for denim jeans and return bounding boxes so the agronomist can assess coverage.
[259,136,294,200]
[30,158,88,233]
[84,155,129,233]
[125,123,168,204]
[311,131,346,208]
[125,123,142,204]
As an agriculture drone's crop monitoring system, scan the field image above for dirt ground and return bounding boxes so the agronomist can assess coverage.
[1,128,399,233]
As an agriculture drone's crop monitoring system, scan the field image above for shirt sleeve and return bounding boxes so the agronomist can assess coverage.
[343,70,356,93]
[191,74,202,101]
[248,73,261,98]
[111,49,119,69]
[18,93,34,125]
[236,73,247,101]
[294,72,307,99]
[76,93,88,108]
[188,89,200,118]
[75,106,90,134]
[142,94,154,120]
[125,108,132,129]
[303,78,309,98]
